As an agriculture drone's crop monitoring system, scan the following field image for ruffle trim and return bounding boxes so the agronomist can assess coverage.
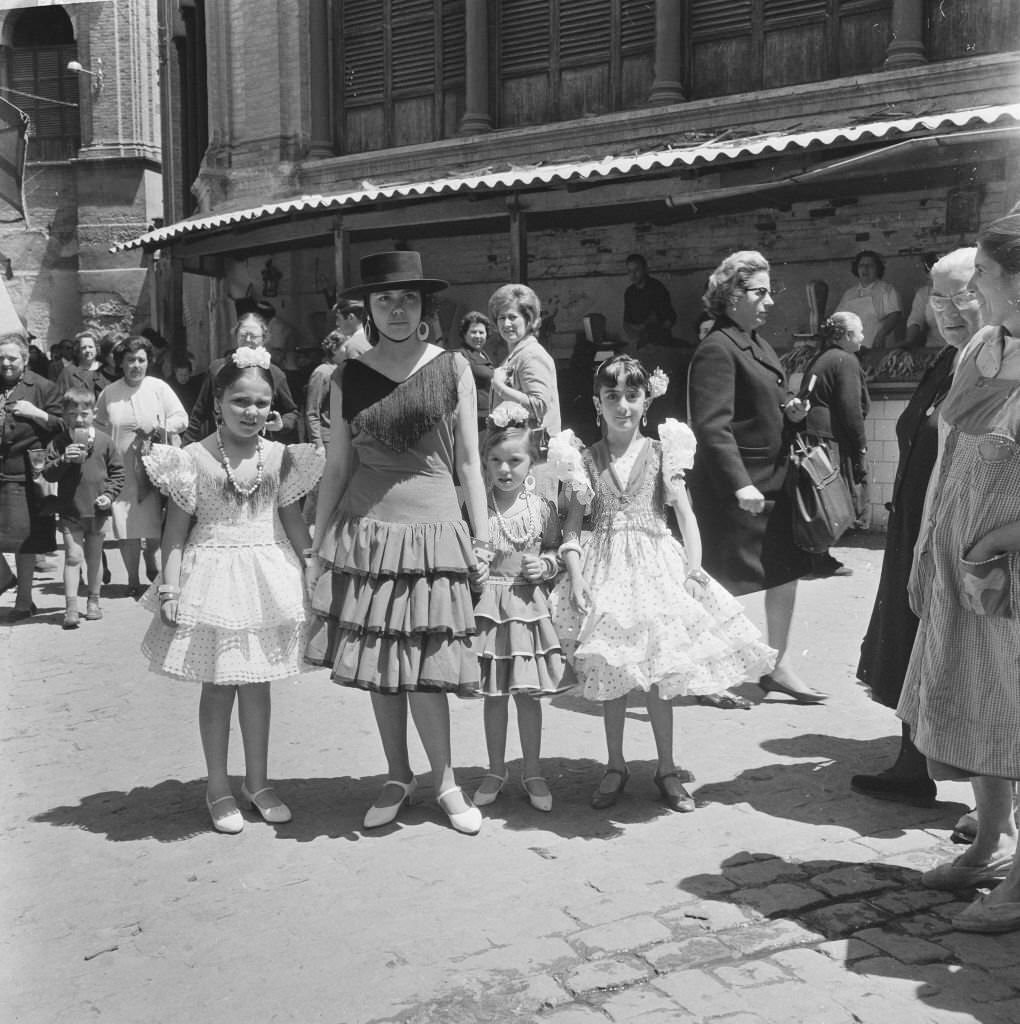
[279,444,325,507]
[142,444,197,514]
[316,515,474,578]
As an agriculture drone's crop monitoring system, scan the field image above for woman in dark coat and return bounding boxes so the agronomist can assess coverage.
[853,247,980,807]
[0,331,62,617]
[688,250,823,704]
[56,330,105,399]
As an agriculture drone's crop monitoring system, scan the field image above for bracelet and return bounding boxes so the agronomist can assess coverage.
[686,568,709,586]
[302,547,316,557]
[540,553,559,579]
[558,540,582,559]
[157,584,178,596]
[158,588,179,603]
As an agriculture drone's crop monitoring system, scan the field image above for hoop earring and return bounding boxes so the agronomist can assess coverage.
[416,322,430,341]
[595,409,602,428]
[524,473,536,494]
[641,412,648,427]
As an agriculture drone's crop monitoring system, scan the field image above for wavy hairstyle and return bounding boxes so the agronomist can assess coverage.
[977,213,1020,276]
[702,251,770,318]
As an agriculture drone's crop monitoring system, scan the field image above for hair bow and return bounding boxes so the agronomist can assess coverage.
[488,401,530,428]
[233,346,271,370]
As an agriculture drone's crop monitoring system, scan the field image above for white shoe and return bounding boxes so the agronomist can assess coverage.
[473,769,508,807]
[363,778,417,829]
[240,784,292,824]
[437,786,482,835]
[522,776,552,813]
[206,794,244,834]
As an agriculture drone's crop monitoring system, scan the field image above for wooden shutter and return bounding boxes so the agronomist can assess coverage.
[620,0,655,52]
[763,0,827,22]
[441,0,466,84]
[341,0,384,102]
[391,0,436,94]
[559,0,611,66]
[690,0,752,35]
[500,0,550,75]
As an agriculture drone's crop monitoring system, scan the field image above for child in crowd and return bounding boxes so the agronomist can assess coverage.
[43,387,125,629]
[140,347,323,834]
[550,356,775,813]
[472,402,568,814]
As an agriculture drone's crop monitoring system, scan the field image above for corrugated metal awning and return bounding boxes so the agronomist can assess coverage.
[114,102,1020,253]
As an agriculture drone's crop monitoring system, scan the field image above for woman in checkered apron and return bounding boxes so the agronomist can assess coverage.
[899,213,1020,933]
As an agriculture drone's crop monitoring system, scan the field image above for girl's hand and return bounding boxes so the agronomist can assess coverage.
[520,554,545,583]
[735,484,766,515]
[264,410,284,433]
[469,560,490,589]
[569,576,593,614]
[160,599,179,626]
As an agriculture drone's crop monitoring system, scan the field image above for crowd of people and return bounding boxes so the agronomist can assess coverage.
[4,212,1020,935]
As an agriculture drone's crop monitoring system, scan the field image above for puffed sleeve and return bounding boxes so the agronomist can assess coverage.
[547,429,594,507]
[142,444,197,514]
[278,443,325,507]
[658,418,697,483]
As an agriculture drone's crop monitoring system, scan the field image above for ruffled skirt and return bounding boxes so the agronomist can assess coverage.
[549,528,776,702]
[141,539,308,684]
[473,577,569,697]
[305,515,480,695]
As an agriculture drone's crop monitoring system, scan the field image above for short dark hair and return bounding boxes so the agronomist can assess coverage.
[594,354,650,395]
[851,250,886,278]
[334,298,365,323]
[459,310,492,340]
[61,386,95,409]
[116,335,155,366]
[625,254,647,269]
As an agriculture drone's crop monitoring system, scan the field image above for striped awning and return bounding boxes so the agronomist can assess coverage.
[113,102,1020,253]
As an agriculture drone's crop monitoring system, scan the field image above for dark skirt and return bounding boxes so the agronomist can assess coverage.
[0,479,57,554]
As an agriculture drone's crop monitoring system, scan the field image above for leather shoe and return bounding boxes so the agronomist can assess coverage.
[363,777,417,829]
[591,767,629,810]
[206,794,244,834]
[921,853,1014,890]
[758,674,827,705]
[436,785,482,835]
[654,770,696,812]
[9,602,37,622]
[522,776,552,813]
[473,769,508,808]
[953,894,1020,933]
[240,784,292,824]
[850,771,937,808]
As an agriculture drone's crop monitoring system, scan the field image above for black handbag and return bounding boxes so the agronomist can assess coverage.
[788,437,855,553]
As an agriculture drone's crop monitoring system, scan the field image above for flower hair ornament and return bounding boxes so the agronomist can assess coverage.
[232,346,271,370]
[547,429,594,507]
[658,418,697,484]
[488,401,530,429]
[647,367,670,401]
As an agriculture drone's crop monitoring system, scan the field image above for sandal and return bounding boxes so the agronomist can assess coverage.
[697,691,753,711]
[591,766,629,810]
[473,769,508,808]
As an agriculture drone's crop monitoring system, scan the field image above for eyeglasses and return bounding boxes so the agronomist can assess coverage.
[929,289,979,312]
[743,286,782,300]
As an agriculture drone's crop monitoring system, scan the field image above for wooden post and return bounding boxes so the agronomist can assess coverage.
[508,198,527,284]
[885,0,926,69]
[460,0,492,134]
[333,219,351,296]
[649,0,685,105]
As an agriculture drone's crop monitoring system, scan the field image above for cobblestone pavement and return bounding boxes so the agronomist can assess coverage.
[3,538,1019,1023]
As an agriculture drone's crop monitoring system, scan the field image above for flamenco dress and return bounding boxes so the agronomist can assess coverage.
[474,494,569,696]
[549,438,775,702]
[139,440,323,684]
[306,351,480,695]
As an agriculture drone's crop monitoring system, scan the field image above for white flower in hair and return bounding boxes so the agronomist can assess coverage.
[648,367,670,400]
[489,401,530,428]
[233,346,271,370]
[658,418,697,481]
[547,429,595,506]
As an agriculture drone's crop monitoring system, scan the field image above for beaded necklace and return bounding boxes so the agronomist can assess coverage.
[216,427,264,499]
[489,489,542,551]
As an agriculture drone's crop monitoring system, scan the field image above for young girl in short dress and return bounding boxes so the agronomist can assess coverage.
[550,356,775,813]
[472,402,568,814]
[141,348,323,834]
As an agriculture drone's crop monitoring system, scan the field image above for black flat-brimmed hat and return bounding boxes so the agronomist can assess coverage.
[234,296,277,322]
[339,251,448,299]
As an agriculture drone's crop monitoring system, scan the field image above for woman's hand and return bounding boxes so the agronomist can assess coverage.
[783,397,810,423]
[569,575,593,614]
[160,599,179,626]
[468,560,490,590]
[964,536,999,564]
[519,554,546,583]
[735,484,766,515]
[10,399,45,423]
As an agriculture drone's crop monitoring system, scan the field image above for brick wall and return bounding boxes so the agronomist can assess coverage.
[864,392,910,531]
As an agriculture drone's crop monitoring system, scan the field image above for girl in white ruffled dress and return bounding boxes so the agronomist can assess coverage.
[141,348,323,834]
[550,356,775,813]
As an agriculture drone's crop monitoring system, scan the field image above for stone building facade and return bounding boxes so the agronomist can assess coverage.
[130,0,1020,526]
[0,0,160,346]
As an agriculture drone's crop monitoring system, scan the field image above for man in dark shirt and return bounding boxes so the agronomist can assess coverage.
[623,254,676,348]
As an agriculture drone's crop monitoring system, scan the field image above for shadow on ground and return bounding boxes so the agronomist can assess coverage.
[30,757,682,844]
[678,850,1020,1024]
[692,732,967,837]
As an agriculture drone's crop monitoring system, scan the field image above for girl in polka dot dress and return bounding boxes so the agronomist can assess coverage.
[140,348,323,834]
[549,356,774,813]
